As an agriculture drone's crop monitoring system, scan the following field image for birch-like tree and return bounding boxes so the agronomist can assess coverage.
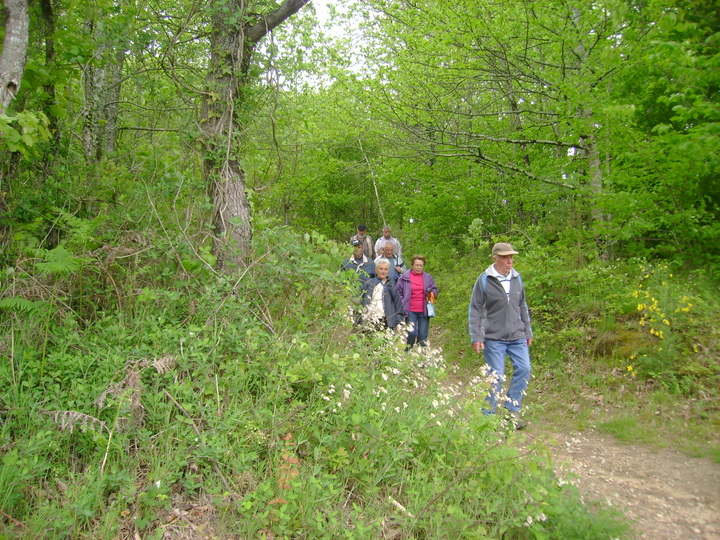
[0,0,30,115]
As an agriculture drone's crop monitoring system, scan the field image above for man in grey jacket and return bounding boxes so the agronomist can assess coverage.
[468,242,533,428]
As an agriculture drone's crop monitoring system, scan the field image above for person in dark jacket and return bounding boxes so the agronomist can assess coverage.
[341,239,375,286]
[468,242,533,428]
[396,255,438,348]
[359,260,405,330]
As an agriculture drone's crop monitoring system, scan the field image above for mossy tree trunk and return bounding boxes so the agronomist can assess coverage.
[202,0,310,271]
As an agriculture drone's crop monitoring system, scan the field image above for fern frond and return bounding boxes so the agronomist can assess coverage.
[34,245,89,276]
[0,297,43,314]
[51,207,102,251]
[96,366,145,431]
[49,410,108,435]
[152,355,177,374]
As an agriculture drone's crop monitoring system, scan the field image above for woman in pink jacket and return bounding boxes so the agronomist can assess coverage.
[396,255,438,349]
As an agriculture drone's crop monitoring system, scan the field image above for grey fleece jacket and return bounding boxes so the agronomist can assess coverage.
[468,266,533,343]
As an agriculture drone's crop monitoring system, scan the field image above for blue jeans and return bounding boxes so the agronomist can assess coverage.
[406,311,429,348]
[483,339,532,413]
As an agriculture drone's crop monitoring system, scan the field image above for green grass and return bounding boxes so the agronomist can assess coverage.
[434,255,720,462]
[522,356,720,460]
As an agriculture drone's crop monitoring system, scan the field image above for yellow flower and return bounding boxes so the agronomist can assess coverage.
[627,365,634,372]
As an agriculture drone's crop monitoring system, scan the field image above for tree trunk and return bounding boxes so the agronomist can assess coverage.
[569,6,609,257]
[202,0,310,271]
[103,49,124,157]
[82,16,126,163]
[0,0,29,115]
[40,0,60,172]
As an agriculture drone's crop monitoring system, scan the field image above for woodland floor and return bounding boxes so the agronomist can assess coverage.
[522,428,720,539]
[136,425,720,540]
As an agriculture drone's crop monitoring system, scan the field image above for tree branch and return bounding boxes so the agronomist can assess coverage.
[245,0,312,43]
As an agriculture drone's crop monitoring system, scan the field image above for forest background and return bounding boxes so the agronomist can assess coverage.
[0,0,718,537]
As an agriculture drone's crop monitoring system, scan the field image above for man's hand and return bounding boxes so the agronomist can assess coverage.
[527,339,533,347]
[472,342,484,353]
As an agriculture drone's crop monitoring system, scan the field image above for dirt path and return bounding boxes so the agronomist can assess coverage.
[529,429,720,539]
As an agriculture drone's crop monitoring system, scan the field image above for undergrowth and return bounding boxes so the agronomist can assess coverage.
[0,224,630,538]
[433,242,720,462]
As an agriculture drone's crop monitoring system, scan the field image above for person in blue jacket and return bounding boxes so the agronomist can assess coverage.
[341,239,375,286]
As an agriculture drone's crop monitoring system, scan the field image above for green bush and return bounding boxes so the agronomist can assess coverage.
[0,225,632,538]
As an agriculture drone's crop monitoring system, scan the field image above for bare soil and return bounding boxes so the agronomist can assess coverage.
[527,429,720,539]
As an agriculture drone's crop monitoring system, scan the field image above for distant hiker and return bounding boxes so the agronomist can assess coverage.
[351,224,375,259]
[341,239,376,286]
[374,242,405,284]
[397,255,438,349]
[359,259,405,330]
[468,242,533,429]
[374,226,402,259]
